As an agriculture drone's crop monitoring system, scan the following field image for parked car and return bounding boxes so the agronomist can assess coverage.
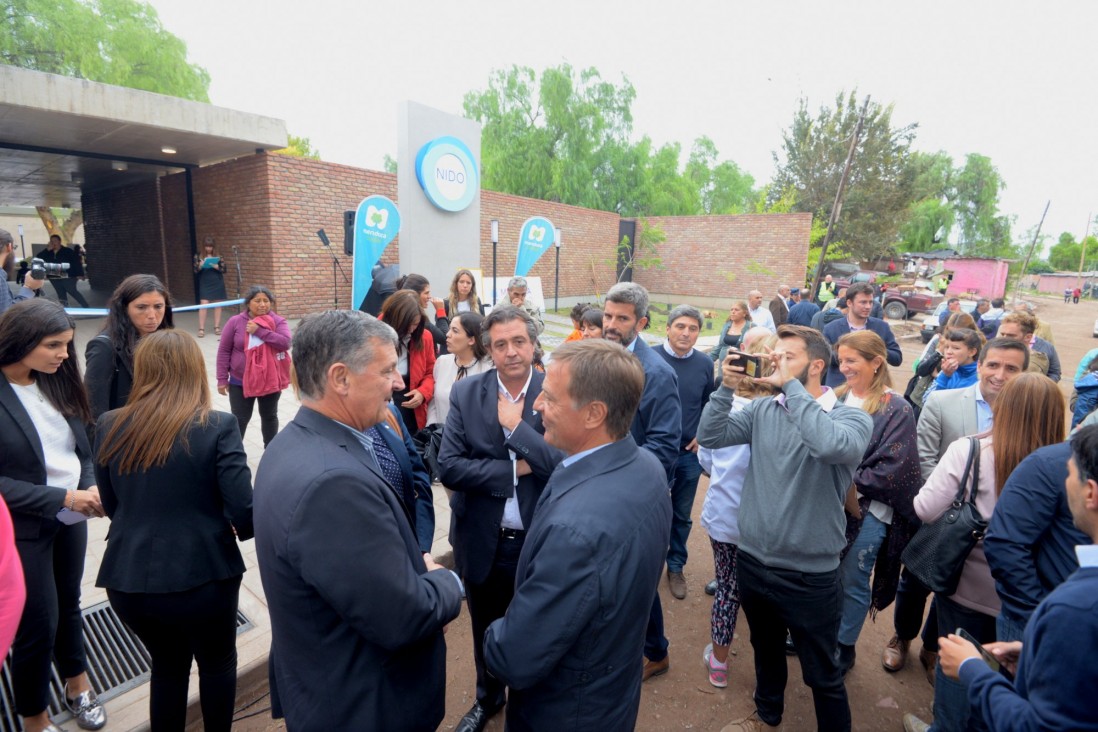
[920,299,978,343]
[881,289,939,321]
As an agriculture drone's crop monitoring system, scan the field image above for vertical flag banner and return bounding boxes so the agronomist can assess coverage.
[351,195,401,310]
[514,216,554,277]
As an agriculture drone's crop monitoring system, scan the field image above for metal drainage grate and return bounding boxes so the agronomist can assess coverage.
[1,601,251,732]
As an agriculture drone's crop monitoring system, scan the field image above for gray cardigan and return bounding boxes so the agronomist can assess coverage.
[697,380,872,572]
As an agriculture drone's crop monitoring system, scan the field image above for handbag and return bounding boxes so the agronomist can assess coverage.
[900,437,987,595]
[412,423,444,483]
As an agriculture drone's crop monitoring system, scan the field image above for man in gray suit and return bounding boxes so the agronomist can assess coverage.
[483,340,672,731]
[882,338,1029,678]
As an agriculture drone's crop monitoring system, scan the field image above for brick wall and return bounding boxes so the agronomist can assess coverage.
[636,213,813,309]
[81,154,812,318]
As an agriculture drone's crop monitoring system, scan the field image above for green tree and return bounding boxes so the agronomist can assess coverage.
[685,136,756,214]
[770,91,918,263]
[1047,232,1098,271]
[952,153,1014,256]
[273,135,320,160]
[897,151,955,251]
[2,0,210,101]
[2,0,211,238]
[464,64,753,217]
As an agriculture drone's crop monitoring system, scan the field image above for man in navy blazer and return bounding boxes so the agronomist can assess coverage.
[438,306,563,732]
[254,311,463,732]
[375,403,436,553]
[484,340,672,731]
[822,282,902,387]
[603,282,681,680]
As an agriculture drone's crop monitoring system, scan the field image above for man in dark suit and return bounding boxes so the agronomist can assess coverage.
[373,402,436,553]
[438,306,562,732]
[822,282,902,386]
[254,310,463,732]
[484,340,672,731]
[602,282,681,680]
[769,285,791,327]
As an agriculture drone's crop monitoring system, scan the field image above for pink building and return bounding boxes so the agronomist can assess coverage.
[944,257,1011,299]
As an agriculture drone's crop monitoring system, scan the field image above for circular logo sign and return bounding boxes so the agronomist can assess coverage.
[415,136,479,212]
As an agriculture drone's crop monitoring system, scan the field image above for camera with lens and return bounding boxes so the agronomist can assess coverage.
[30,258,69,280]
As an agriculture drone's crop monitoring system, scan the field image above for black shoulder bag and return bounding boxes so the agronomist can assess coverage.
[901,437,987,596]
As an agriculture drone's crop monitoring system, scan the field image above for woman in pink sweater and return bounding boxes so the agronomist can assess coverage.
[215,286,291,447]
[910,373,1064,732]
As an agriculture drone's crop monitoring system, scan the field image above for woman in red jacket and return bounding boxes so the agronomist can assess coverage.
[380,289,436,435]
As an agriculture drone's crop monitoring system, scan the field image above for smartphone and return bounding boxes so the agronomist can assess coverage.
[726,350,762,378]
[955,627,1001,674]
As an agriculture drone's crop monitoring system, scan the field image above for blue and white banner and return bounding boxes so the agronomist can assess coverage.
[514,216,555,277]
[351,195,402,310]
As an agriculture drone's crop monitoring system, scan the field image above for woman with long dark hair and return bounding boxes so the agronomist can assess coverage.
[906,373,1065,732]
[832,331,922,675]
[216,285,292,447]
[398,273,449,355]
[380,289,436,434]
[427,311,490,429]
[84,274,173,418]
[95,330,253,732]
[0,299,106,732]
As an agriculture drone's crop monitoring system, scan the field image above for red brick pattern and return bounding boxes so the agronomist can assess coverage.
[82,155,811,317]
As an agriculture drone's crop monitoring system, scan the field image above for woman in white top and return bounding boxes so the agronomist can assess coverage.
[0,299,106,732]
[427,311,491,428]
[443,269,486,318]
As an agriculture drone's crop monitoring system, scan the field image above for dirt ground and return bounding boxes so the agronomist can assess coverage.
[232,293,1096,731]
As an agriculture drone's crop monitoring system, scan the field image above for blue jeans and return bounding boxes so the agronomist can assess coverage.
[929,595,995,732]
[666,450,702,573]
[837,512,887,646]
[995,611,1027,643]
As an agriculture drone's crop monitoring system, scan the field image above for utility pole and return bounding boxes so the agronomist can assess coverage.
[1076,212,1091,291]
[1011,201,1050,305]
[809,95,870,304]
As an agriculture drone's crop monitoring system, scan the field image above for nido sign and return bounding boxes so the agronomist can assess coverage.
[415,136,479,212]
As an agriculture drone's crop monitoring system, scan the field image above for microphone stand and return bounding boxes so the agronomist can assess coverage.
[320,238,350,309]
[230,244,244,314]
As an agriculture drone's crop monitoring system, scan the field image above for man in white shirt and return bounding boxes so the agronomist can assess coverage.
[747,290,776,332]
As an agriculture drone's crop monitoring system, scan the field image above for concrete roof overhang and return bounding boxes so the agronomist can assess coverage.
[0,66,288,207]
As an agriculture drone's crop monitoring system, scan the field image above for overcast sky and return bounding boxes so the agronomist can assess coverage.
[146,0,1098,250]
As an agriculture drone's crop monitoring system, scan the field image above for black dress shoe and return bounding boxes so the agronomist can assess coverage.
[704,579,718,596]
[455,700,501,732]
[785,631,797,655]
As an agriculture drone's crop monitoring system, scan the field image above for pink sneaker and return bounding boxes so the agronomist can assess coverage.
[703,642,728,688]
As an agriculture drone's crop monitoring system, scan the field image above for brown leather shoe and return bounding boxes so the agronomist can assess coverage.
[918,646,937,687]
[881,634,910,672]
[667,569,687,600]
[642,654,669,681]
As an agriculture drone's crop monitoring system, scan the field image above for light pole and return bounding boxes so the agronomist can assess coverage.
[490,219,499,307]
[17,224,25,260]
[553,227,562,312]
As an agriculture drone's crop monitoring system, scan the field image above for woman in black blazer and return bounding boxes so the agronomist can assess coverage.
[84,274,174,419]
[0,299,107,732]
[94,329,253,732]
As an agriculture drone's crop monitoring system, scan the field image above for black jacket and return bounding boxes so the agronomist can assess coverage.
[0,376,95,541]
[84,334,132,419]
[93,410,253,593]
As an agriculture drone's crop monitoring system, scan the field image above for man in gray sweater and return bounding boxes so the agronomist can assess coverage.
[698,324,872,732]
